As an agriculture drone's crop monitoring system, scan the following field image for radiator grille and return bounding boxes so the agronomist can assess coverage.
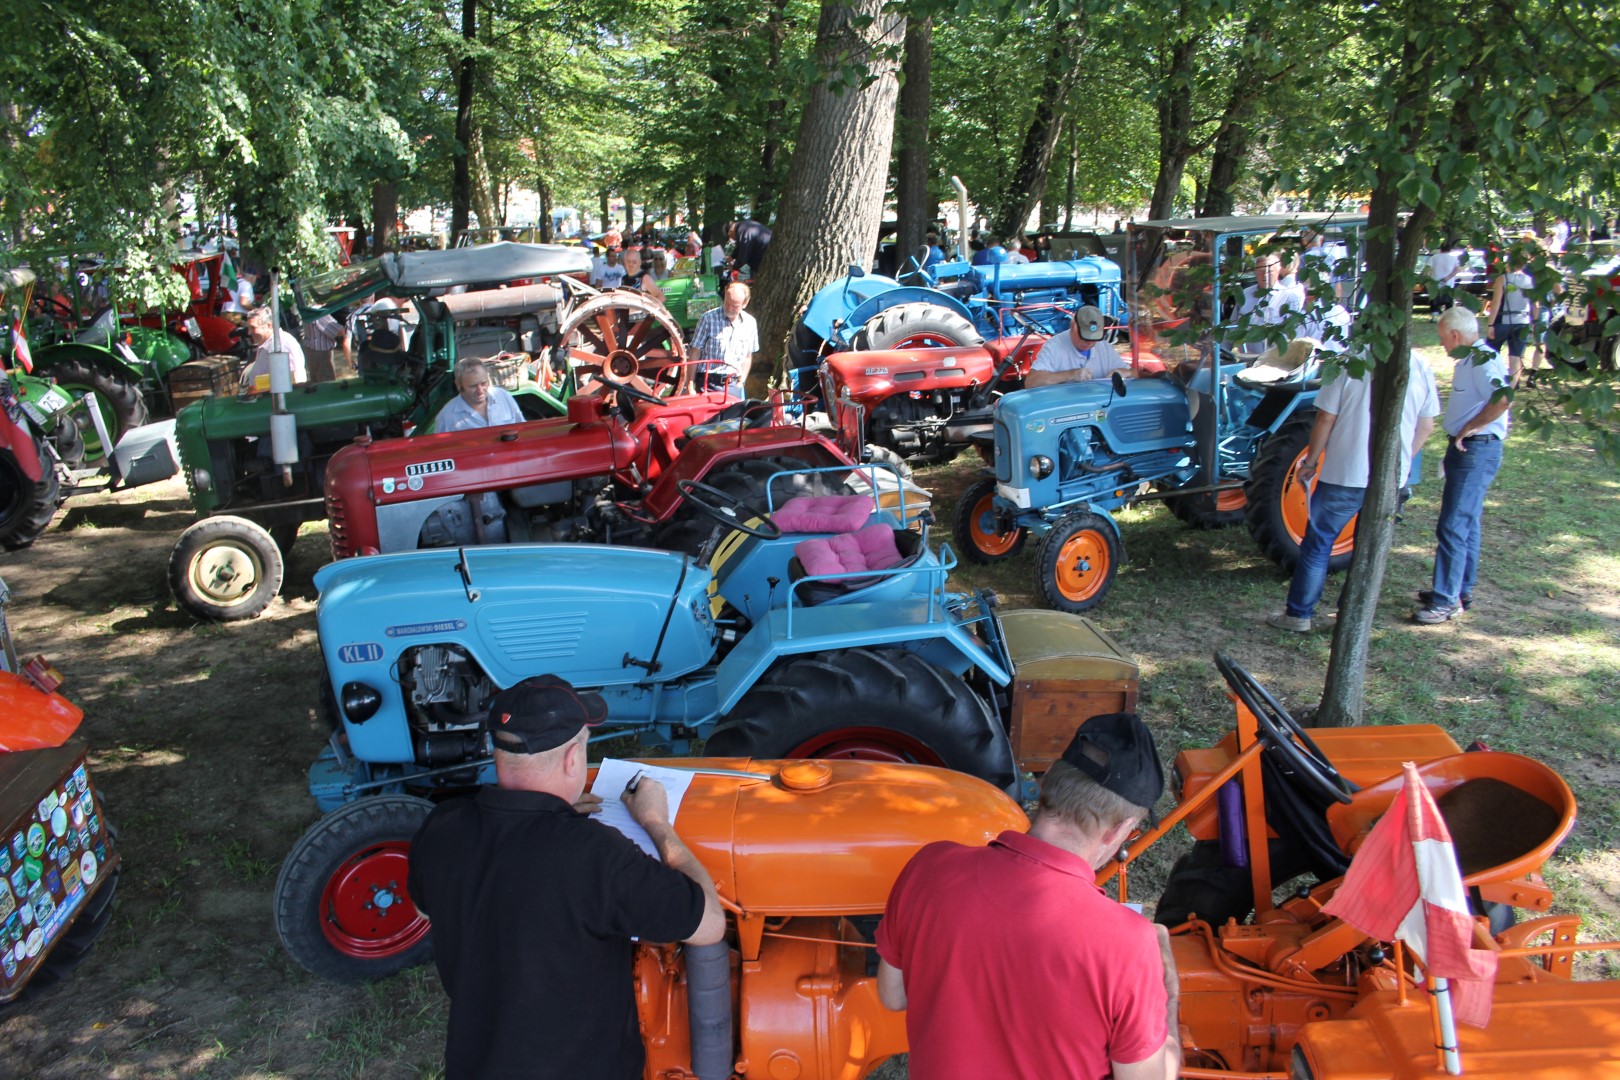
[487,612,588,661]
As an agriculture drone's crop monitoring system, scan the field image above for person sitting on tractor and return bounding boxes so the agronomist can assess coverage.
[1235,252,1306,357]
[433,358,525,432]
[876,714,1180,1080]
[619,246,666,307]
[409,675,724,1080]
[239,306,308,392]
[1024,305,1133,386]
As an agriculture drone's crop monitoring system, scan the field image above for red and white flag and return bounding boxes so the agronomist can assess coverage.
[1322,761,1498,1025]
[9,319,31,373]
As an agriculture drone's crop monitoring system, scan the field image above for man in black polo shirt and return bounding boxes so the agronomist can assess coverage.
[409,675,725,1079]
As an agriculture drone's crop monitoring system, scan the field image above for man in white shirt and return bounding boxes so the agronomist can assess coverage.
[1236,253,1306,356]
[239,307,308,391]
[433,358,526,432]
[1266,348,1440,633]
[1025,306,1131,387]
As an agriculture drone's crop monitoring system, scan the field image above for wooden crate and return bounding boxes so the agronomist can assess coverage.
[167,354,241,411]
[999,609,1140,774]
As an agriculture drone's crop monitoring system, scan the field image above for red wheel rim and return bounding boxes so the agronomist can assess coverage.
[1281,450,1356,555]
[968,492,1022,556]
[1054,528,1111,602]
[1214,487,1247,513]
[890,332,966,349]
[788,726,945,766]
[318,840,430,959]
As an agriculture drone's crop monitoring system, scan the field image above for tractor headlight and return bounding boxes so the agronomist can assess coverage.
[341,682,383,724]
[1029,455,1055,480]
[192,468,212,492]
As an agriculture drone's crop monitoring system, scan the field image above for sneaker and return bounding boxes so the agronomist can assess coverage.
[1412,603,1463,624]
[1266,611,1313,633]
[1417,589,1472,611]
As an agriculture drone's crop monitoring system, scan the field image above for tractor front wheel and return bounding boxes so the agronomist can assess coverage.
[1034,510,1120,613]
[273,796,435,983]
[1245,414,1355,573]
[169,515,285,621]
[952,476,1026,564]
[704,648,1015,793]
[36,350,149,462]
[0,434,63,551]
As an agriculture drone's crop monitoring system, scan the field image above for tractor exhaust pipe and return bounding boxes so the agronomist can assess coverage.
[685,940,732,1080]
[950,176,971,248]
[267,270,299,485]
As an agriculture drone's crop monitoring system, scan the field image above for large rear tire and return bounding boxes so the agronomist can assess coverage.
[1034,510,1120,613]
[704,649,1015,793]
[1245,413,1354,573]
[274,795,435,983]
[169,515,285,621]
[36,350,149,462]
[952,476,1026,564]
[849,303,984,352]
[0,434,63,551]
[1166,486,1248,530]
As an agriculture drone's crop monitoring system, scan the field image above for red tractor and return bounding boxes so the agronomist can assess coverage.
[325,291,923,560]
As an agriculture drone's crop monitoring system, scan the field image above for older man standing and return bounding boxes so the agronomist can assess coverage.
[1414,306,1511,623]
[688,282,759,395]
[433,358,525,432]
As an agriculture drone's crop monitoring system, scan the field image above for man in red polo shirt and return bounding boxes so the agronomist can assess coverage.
[875,714,1180,1079]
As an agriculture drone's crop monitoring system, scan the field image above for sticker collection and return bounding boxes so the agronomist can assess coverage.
[0,763,109,984]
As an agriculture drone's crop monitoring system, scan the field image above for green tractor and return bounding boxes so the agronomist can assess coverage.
[167,241,592,623]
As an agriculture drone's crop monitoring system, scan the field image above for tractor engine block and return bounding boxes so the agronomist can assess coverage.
[398,645,495,768]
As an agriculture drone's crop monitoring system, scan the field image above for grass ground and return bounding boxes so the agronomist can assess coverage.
[0,317,1614,1077]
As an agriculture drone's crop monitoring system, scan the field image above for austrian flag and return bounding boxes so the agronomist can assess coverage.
[9,319,30,373]
[1322,762,1498,1025]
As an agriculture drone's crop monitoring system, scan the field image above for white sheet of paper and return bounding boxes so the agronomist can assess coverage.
[589,759,698,860]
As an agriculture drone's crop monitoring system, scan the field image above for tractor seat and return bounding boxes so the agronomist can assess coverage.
[681,399,773,441]
[789,524,925,605]
[773,494,874,534]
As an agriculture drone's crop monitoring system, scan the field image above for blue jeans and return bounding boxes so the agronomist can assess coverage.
[1286,481,1365,618]
[1431,437,1504,605]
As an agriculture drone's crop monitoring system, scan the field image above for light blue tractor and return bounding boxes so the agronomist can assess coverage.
[275,470,1131,980]
[952,214,1369,612]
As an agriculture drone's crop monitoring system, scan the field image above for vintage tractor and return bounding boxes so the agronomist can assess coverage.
[0,576,122,1004]
[953,214,1368,612]
[165,241,591,622]
[274,481,1141,980]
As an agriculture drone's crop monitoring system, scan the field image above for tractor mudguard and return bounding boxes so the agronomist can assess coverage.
[798,272,910,343]
[638,427,851,522]
[33,341,145,383]
[508,382,568,418]
[124,327,194,381]
[0,672,84,751]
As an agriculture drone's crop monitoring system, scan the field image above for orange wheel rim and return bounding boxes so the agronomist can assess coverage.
[969,493,1021,556]
[1215,487,1247,513]
[1282,451,1357,555]
[1054,529,1110,601]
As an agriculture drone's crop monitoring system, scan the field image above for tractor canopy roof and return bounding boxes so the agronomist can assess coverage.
[296,241,591,316]
[1134,213,1366,237]
[0,267,36,296]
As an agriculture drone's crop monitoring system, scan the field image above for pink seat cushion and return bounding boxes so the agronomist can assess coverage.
[773,494,873,534]
[795,523,904,583]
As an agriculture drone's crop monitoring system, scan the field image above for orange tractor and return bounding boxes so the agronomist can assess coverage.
[597,654,1617,1079]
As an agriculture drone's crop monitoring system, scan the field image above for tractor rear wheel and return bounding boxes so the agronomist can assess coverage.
[1166,486,1248,530]
[656,455,850,555]
[1245,413,1354,573]
[274,796,435,983]
[1034,510,1120,613]
[169,515,285,621]
[849,303,984,352]
[36,350,149,462]
[953,476,1026,564]
[704,648,1015,793]
[0,434,63,551]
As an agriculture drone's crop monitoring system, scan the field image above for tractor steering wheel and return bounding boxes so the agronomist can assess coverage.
[1214,651,1354,806]
[676,479,783,540]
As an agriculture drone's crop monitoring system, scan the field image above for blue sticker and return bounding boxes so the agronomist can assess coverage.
[336,642,385,664]
[9,835,22,861]
[8,868,23,894]
[44,867,61,895]
[385,620,468,638]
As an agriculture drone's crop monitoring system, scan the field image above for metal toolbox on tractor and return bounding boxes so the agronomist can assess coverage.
[999,609,1139,773]
[166,355,241,411]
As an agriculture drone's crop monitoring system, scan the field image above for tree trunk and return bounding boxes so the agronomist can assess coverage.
[702,172,729,245]
[599,190,610,232]
[1199,123,1249,217]
[894,16,933,265]
[754,0,793,222]
[537,175,554,242]
[469,121,500,229]
[1063,122,1077,231]
[451,0,477,238]
[989,11,1082,240]
[1149,31,1198,221]
[371,182,398,256]
[748,0,906,391]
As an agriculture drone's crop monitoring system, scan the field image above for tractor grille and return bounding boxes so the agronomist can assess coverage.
[487,611,588,662]
[1109,404,1181,444]
[326,492,351,557]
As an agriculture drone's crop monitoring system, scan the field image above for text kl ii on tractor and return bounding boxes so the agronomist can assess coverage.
[793,246,1129,467]
[274,475,1141,982]
[320,287,924,561]
[165,241,592,622]
[954,214,1369,613]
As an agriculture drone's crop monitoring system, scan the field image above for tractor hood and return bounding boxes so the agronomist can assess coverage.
[297,242,591,316]
[822,344,997,400]
[995,377,1192,445]
[641,757,1028,916]
[176,376,418,442]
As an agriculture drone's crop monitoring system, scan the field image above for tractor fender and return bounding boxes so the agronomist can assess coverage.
[1032,502,1122,542]
[34,341,145,382]
[0,672,84,751]
[508,382,568,418]
[799,272,909,343]
[836,288,977,350]
[639,427,851,522]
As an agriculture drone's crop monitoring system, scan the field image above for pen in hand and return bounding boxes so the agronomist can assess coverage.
[626,770,645,796]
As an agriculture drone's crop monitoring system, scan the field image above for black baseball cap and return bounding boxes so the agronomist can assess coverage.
[1061,713,1165,823]
[487,675,607,754]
